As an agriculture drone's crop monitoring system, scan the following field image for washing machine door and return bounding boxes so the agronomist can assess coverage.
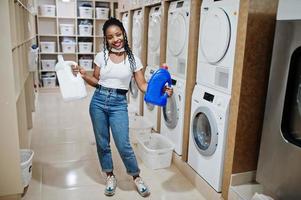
[149,14,161,52]
[129,77,138,99]
[200,7,231,64]
[192,106,218,156]
[167,12,187,56]
[133,14,142,51]
[163,94,179,129]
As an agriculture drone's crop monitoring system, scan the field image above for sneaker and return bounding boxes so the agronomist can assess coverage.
[105,175,117,196]
[134,177,150,197]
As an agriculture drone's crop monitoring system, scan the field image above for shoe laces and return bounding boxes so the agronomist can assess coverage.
[135,177,148,193]
[106,175,116,191]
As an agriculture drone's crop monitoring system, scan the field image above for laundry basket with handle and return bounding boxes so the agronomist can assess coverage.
[20,149,34,188]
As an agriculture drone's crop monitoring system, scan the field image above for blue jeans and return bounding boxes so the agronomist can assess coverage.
[89,86,140,176]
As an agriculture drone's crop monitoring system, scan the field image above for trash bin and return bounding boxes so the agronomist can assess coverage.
[20,149,34,188]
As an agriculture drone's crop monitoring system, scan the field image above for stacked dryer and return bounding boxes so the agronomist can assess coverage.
[188,0,240,192]
[161,0,190,156]
[129,9,143,115]
[144,5,162,132]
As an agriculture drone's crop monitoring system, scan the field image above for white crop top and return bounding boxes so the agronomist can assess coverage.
[94,51,143,90]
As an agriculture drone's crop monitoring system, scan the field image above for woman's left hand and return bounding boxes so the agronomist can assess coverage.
[164,86,173,97]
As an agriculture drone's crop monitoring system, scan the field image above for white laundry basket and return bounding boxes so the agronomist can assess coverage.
[60,24,75,36]
[137,134,174,170]
[61,42,76,53]
[20,149,34,188]
[96,7,109,19]
[40,42,56,53]
[79,7,93,18]
[129,115,153,144]
[78,42,92,53]
[79,59,93,70]
[79,24,93,36]
[41,59,56,71]
[39,5,56,17]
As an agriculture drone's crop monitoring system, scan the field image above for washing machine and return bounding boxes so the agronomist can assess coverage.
[132,9,143,59]
[188,84,230,192]
[143,66,160,131]
[166,0,190,79]
[122,12,129,35]
[197,0,240,95]
[148,5,162,69]
[161,75,186,155]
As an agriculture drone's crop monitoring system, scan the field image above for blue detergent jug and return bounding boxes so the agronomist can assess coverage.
[144,66,172,106]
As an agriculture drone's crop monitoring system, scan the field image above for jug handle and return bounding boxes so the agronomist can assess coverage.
[65,61,81,79]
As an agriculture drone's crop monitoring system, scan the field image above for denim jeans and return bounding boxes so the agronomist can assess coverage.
[89,86,140,176]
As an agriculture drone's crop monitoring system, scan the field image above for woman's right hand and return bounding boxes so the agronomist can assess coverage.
[72,64,86,77]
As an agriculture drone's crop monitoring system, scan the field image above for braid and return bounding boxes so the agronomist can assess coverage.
[102,17,136,72]
[102,36,109,66]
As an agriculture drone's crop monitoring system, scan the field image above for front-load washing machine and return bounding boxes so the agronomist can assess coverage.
[132,9,143,59]
[143,66,160,131]
[197,0,240,94]
[122,12,129,35]
[161,75,186,155]
[148,5,162,69]
[166,0,190,79]
[188,84,230,192]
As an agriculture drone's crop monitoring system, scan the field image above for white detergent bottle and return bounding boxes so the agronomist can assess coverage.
[55,55,87,101]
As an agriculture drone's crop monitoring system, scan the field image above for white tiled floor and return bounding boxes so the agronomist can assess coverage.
[23,89,206,200]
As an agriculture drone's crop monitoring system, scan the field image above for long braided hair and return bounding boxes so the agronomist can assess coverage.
[102,17,136,72]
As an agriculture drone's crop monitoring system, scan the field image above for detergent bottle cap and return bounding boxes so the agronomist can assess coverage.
[161,63,168,70]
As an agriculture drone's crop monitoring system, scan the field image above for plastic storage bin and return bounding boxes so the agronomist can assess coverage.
[79,59,93,70]
[129,115,153,144]
[20,149,34,187]
[137,134,174,170]
[41,59,56,71]
[96,7,109,19]
[40,42,55,53]
[61,42,76,53]
[39,5,56,17]
[78,42,92,53]
[79,7,93,18]
[79,24,93,36]
[60,24,74,36]
[42,72,56,87]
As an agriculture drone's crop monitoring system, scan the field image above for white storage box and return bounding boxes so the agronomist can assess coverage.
[42,73,56,88]
[137,134,174,170]
[41,59,56,71]
[61,42,76,53]
[129,115,153,144]
[20,149,34,187]
[78,42,92,53]
[96,7,109,19]
[79,24,92,36]
[79,7,93,18]
[39,5,56,17]
[60,24,74,36]
[40,42,55,53]
[79,59,93,70]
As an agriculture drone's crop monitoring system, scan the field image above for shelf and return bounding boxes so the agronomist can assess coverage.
[59,35,77,37]
[39,52,58,54]
[58,17,76,19]
[78,53,95,55]
[77,17,94,20]
[40,70,55,72]
[95,18,108,21]
[78,35,94,37]
[38,15,57,19]
[95,35,104,38]
[39,34,57,37]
